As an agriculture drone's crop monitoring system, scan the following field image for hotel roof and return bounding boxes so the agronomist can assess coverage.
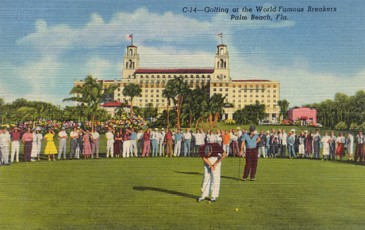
[134,68,215,74]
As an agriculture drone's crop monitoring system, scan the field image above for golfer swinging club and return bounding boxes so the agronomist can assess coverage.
[197,142,227,203]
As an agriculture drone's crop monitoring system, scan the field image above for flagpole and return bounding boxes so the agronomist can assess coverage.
[131,34,133,46]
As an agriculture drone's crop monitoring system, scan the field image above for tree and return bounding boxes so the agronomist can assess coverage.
[233,101,266,125]
[63,75,118,128]
[203,93,225,128]
[162,76,189,129]
[277,99,289,120]
[122,83,142,117]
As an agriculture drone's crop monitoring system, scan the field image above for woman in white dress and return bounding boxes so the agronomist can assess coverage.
[321,132,331,160]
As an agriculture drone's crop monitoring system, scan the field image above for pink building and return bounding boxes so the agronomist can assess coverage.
[287,107,317,125]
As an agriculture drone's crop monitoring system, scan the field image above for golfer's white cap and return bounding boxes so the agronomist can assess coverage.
[154,128,158,131]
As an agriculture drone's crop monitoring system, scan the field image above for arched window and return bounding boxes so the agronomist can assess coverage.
[129,49,133,55]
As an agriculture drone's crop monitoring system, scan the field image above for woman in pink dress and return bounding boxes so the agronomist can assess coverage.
[83,130,92,159]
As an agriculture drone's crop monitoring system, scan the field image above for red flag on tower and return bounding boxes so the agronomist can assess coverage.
[126,34,133,45]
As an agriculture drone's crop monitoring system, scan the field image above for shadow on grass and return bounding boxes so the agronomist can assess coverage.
[133,186,197,199]
[174,171,241,181]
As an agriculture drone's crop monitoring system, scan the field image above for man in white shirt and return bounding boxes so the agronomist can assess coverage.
[57,127,68,160]
[105,127,114,158]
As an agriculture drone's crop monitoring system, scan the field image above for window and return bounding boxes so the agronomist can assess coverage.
[225,88,228,92]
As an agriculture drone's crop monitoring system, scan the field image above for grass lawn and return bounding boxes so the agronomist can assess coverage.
[0,157,364,229]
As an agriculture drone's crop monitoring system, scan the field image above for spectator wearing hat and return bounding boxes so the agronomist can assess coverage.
[240,126,261,181]
[57,127,68,160]
[10,127,21,163]
[22,128,33,162]
[197,142,227,203]
[150,128,159,157]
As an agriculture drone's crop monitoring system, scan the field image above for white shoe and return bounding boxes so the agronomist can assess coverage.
[210,197,217,202]
[197,197,205,202]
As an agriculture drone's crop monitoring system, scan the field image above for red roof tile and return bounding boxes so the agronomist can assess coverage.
[135,68,214,74]
[101,101,122,107]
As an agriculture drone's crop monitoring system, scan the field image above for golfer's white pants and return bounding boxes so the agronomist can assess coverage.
[106,140,114,158]
[11,141,20,162]
[123,140,131,158]
[130,140,137,157]
[201,157,221,198]
[174,141,182,156]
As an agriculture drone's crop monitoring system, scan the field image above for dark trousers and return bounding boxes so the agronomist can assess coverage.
[354,144,364,162]
[24,141,32,162]
[243,148,258,180]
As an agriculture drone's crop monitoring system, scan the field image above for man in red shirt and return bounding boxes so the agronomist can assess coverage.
[197,142,227,203]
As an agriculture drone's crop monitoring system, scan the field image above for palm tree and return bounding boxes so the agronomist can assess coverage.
[122,83,142,117]
[63,75,118,128]
[162,76,189,129]
[277,99,289,120]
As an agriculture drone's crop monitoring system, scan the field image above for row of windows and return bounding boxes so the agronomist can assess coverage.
[212,88,277,94]
[213,84,278,88]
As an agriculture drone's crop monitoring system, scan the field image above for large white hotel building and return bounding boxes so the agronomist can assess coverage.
[75,43,280,121]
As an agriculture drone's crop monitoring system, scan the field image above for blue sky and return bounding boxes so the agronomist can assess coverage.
[0,0,364,107]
